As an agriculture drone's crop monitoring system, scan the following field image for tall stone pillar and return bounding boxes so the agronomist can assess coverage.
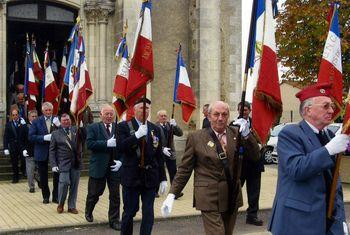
[84,2,98,104]
[84,1,114,110]
[198,0,221,124]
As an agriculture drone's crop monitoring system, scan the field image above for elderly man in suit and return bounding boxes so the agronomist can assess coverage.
[20,110,38,192]
[85,104,122,230]
[268,83,350,235]
[49,113,83,214]
[161,101,260,235]
[3,108,27,183]
[29,102,60,204]
[156,109,183,199]
[118,98,167,235]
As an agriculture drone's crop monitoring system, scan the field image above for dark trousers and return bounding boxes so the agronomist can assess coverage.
[37,160,59,201]
[241,171,262,219]
[121,186,156,235]
[165,158,177,184]
[85,174,120,223]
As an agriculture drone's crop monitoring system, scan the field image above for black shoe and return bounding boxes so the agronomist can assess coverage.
[52,199,59,204]
[43,198,50,204]
[29,188,35,193]
[175,192,184,200]
[109,221,121,230]
[12,179,19,184]
[85,214,93,222]
[246,217,263,226]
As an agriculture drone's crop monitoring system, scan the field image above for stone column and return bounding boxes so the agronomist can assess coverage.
[97,2,114,103]
[84,2,98,104]
[198,0,221,124]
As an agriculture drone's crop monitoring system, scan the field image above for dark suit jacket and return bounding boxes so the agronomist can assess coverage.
[86,122,119,179]
[49,126,83,171]
[117,118,166,188]
[156,122,183,159]
[29,115,59,161]
[170,126,260,213]
[3,120,26,155]
[202,117,210,129]
[19,122,34,157]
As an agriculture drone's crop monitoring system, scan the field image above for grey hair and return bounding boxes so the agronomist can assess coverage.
[42,102,53,110]
[208,101,230,114]
[100,104,115,114]
[28,110,38,116]
[299,98,314,117]
[157,110,167,117]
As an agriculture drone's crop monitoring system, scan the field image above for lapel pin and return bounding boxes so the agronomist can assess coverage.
[207,141,215,148]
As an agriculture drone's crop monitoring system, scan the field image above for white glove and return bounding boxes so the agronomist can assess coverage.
[162,147,172,157]
[20,118,26,125]
[43,134,52,141]
[169,119,177,126]
[52,117,60,127]
[110,160,122,172]
[159,180,168,195]
[4,149,10,156]
[52,166,59,172]
[232,118,250,137]
[344,222,349,235]
[107,135,116,147]
[325,134,350,155]
[23,150,29,157]
[135,124,147,139]
[161,193,175,217]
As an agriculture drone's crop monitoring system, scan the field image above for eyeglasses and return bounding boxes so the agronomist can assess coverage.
[211,112,229,118]
[312,102,336,110]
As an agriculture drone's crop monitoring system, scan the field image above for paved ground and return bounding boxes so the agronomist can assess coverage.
[1,165,350,234]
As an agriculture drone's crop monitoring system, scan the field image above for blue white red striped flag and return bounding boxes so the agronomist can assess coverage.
[173,45,196,124]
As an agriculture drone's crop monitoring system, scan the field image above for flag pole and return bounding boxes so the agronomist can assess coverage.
[57,45,67,114]
[24,33,29,118]
[140,95,146,168]
[230,0,258,215]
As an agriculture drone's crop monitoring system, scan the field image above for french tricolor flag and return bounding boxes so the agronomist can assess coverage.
[174,45,196,124]
[250,0,282,144]
[125,0,153,107]
[43,47,60,114]
[113,37,130,118]
[317,3,343,119]
[24,39,39,111]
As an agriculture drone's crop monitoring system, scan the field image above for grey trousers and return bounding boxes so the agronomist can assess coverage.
[58,168,80,209]
[25,157,35,190]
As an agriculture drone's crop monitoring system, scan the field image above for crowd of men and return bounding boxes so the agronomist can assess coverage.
[2,82,350,234]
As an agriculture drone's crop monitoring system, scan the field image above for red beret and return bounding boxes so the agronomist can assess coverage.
[295,83,332,102]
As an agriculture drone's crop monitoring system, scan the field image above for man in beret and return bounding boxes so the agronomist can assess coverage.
[268,83,350,235]
[117,98,167,235]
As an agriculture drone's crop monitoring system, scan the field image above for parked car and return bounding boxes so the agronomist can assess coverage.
[261,122,343,164]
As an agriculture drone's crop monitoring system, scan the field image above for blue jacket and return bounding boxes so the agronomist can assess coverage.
[268,120,345,235]
[28,116,59,161]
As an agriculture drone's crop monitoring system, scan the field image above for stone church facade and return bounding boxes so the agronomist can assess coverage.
[0,0,242,147]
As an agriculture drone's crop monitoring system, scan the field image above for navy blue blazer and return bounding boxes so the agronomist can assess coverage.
[117,118,166,188]
[3,120,26,155]
[28,115,59,161]
[268,120,345,235]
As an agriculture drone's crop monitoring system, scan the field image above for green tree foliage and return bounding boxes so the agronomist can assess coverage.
[276,0,350,87]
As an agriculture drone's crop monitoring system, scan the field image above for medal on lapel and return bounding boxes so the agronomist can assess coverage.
[151,130,159,148]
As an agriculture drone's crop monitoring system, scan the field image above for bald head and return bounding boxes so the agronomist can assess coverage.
[208,101,230,133]
[100,104,115,124]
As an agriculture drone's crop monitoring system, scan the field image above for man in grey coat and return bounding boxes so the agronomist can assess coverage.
[156,110,183,199]
[49,113,83,214]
